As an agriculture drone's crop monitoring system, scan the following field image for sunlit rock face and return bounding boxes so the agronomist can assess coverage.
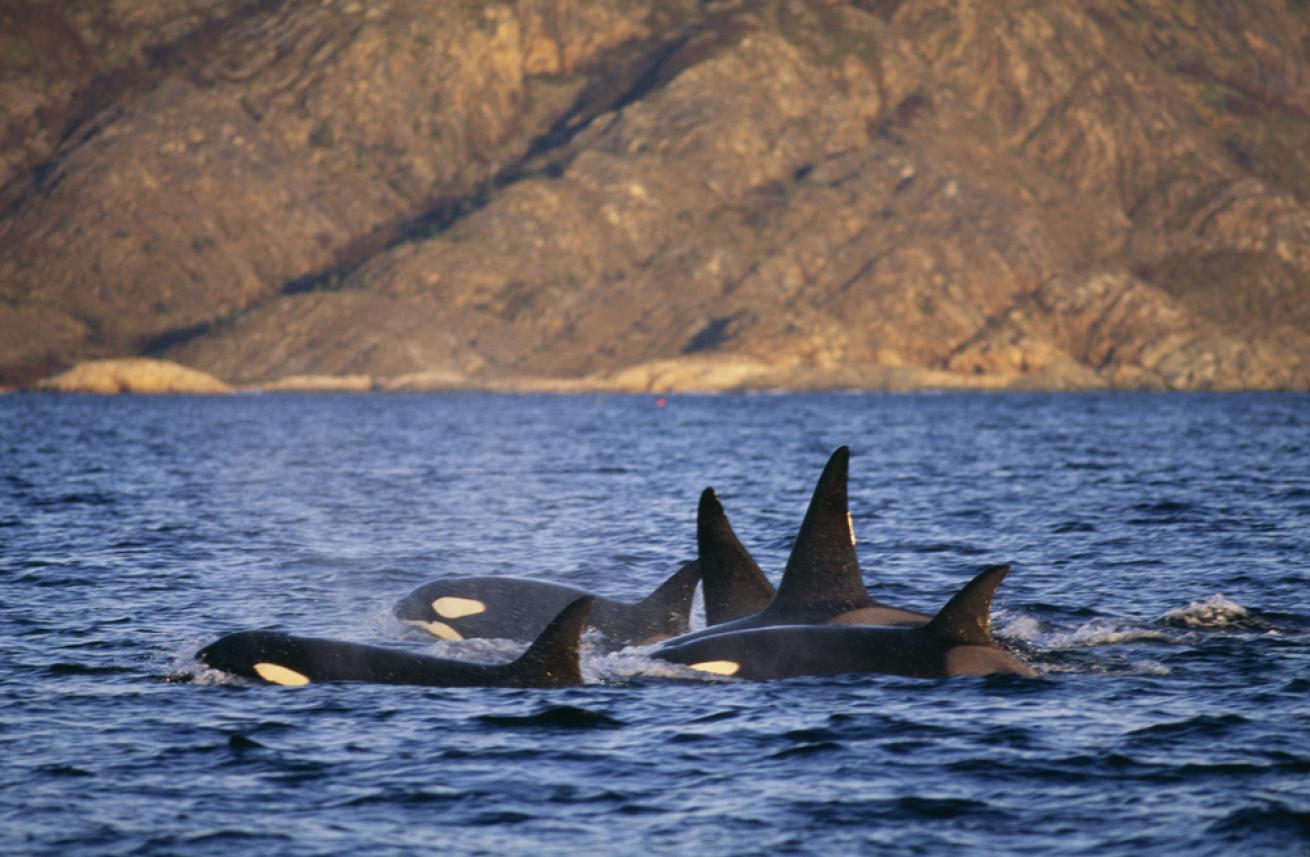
[33,358,231,394]
[3,1,1309,391]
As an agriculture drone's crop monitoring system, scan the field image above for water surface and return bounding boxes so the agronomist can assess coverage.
[2,392,1308,855]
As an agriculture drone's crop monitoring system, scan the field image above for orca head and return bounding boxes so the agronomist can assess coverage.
[197,630,313,685]
[393,582,488,641]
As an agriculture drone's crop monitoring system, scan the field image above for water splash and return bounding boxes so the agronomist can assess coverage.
[1157,594,1252,628]
[584,647,721,684]
[1035,619,1173,649]
[994,614,1043,642]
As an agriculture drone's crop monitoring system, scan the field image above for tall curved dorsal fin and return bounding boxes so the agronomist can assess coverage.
[633,559,702,636]
[697,487,775,625]
[506,596,593,687]
[924,564,1011,645]
[766,446,873,619]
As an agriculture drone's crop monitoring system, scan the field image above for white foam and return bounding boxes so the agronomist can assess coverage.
[1158,594,1251,628]
[995,614,1043,642]
[1040,619,1172,650]
[583,646,726,684]
[178,662,255,686]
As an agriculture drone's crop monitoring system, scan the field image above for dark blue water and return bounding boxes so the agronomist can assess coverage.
[3,392,1308,856]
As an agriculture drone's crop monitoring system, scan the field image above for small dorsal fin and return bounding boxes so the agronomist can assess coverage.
[633,559,702,636]
[767,446,872,619]
[697,487,775,625]
[507,596,593,687]
[924,564,1011,645]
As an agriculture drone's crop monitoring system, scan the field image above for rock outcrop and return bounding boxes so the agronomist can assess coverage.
[3,0,1308,391]
[34,357,231,394]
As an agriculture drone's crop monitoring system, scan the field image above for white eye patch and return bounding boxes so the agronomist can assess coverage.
[433,597,486,619]
[253,662,311,686]
[689,660,740,676]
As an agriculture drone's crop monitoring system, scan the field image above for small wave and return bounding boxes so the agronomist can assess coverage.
[335,786,466,808]
[1158,594,1253,628]
[32,491,117,507]
[44,661,134,676]
[1127,713,1249,740]
[908,542,989,556]
[476,705,624,730]
[468,810,535,827]
[1206,800,1310,841]
[183,829,295,845]
[1129,499,1197,517]
[895,796,996,820]
[226,733,266,752]
[1051,520,1097,533]
[770,741,844,759]
[35,764,94,778]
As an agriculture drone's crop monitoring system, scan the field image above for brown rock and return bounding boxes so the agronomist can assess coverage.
[3,0,1309,391]
[33,357,231,394]
[251,374,375,392]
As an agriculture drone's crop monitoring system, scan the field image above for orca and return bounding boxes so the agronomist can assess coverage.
[673,446,930,645]
[696,487,775,625]
[197,597,593,688]
[656,565,1034,680]
[393,561,700,647]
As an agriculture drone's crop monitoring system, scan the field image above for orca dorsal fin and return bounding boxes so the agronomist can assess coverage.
[924,564,1011,645]
[767,446,873,619]
[633,560,701,636]
[506,596,593,687]
[697,487,775,625]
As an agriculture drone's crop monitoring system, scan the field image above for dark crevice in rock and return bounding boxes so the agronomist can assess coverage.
[267,13,755,307]
[140,321,216,357]
[522,37,688,164]
[870,90,932,141]
[683,314,742,354]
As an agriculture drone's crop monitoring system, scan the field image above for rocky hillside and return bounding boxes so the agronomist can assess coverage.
[3,0,1309,391]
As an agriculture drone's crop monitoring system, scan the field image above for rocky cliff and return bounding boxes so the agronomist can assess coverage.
[3,0,1309,391]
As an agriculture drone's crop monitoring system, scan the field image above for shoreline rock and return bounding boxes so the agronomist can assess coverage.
[32,358,232,394]
[250,374,376,393]
[17,355,1300,396]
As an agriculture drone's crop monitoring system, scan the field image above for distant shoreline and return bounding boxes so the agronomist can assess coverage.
[12,357,1307,396]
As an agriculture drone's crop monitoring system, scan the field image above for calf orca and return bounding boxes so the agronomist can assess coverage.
[656,565,1034,680]
[197,597,593,688]
[673,446,929,645]
[393,561,700,647]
